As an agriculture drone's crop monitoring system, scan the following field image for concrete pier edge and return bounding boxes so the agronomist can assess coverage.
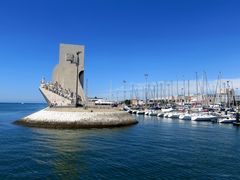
[14,108,138,129]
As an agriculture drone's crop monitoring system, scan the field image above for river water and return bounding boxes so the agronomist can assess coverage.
[0,103,240,179]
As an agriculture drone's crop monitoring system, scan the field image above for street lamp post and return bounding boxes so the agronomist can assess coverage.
[75,51,81,107]
[66,51,82,107]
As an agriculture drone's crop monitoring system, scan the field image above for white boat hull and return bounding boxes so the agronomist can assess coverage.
[179,114,191,120]
[157,113,164,117]
[219,118,236,124]
[192,115,218,121]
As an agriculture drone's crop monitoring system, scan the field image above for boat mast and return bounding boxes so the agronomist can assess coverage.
[219,72,222,104]
[202,72,205,105]
[231,81,236,107]
[183,76,186,103]
[164,81,166,103]
[213,73,220,105]
[177,77,179,102]
[188,80,190,103]
[153,85,156,105]
[196,72,199,103]
[168,83,170,102]
[144,74,148,105]
[223,82,226,107]
[160,83,163,102]
[204,71,209,106]
[227,81,230,108]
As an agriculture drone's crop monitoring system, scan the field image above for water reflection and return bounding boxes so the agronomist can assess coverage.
[31,126,135,179]
[3,104,240,179]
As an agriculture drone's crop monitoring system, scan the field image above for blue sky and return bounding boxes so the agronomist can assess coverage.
[0,0,240,102]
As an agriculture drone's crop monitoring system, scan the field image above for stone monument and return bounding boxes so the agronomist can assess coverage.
[15,43,138,129]
[40,43,85,107]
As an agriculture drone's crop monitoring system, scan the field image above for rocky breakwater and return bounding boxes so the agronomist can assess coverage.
[15,107,138,129]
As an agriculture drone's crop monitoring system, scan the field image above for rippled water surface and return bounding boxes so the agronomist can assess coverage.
[1,103,240,179]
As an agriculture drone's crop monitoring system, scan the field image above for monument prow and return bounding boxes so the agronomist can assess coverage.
[15,43,137,129]
[40,43,86,107]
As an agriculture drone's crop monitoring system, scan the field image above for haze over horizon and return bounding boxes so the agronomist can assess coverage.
[0,0,240,102]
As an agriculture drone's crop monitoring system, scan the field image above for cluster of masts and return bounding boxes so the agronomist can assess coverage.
[107,72,239,108]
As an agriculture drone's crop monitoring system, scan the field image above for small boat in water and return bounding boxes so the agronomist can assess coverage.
[132,110,137,114]
[149,111,158,116]
[219,118,236,124]
[157,112,164,117]
[164,113,170,118]
[179,114,192,120]
[123,106,131,111]
[137,110,145,115]
[127,109,133,114]
[168,112,180,119]
[161,108,174,113]
[233,122,240,126]
[191,114,218,121]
